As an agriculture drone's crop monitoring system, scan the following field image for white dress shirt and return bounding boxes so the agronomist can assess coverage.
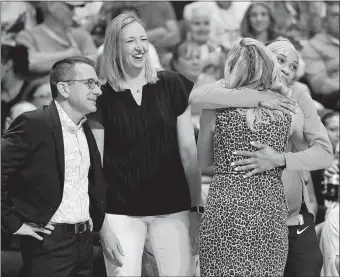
[50,101,90,224]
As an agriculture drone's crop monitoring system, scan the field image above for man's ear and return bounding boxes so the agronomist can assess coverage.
[57,82,70,99]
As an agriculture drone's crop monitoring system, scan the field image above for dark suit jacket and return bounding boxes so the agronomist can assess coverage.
[1,101,107,238]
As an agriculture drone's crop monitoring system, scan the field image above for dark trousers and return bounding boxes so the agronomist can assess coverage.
[20,226,93,277]
[284,212,323,277]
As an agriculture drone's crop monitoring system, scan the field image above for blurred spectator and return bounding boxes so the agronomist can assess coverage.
[312,110,339,223]
[321,111,339,209]
[319,199,339,277]
[241,2,280,44]
[134,1,181,67]
[322,110,340,152]
[301,1,339,111]
[203,1,250,50]
[73,1,104,32]
[24,77,53,108]
[3,101,37,133]
[90,19,106,48]
[271,2,325,39]
[15,1,97,76]
[1,41,30,133]
[183,2,222,68]
[168,41,203,84]
[1,1,37,33]
[168,41,205,140]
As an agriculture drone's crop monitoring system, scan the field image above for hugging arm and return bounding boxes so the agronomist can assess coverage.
[189,81,297,114]
[232,89,334,177]
[283,89,333,171]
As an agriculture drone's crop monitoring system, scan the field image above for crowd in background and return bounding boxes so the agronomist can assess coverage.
[1,1,339,276]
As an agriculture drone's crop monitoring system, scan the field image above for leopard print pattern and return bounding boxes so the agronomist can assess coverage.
[200,108,291,276]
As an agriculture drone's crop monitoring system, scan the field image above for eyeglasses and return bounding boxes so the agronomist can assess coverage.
[60,78,104,89]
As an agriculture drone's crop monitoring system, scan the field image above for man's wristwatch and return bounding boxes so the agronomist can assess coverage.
[190,206,204,214]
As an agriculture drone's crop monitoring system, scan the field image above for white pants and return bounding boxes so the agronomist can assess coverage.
[101,211,194,276]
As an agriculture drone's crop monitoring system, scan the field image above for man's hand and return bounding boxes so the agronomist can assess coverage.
[189,212,201,255]
[258,90,298,115]
[231,141,286,178]
[14,223,54,240]
[100,224,124,267]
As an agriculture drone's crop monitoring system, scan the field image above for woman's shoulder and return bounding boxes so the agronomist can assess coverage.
[156,69,180,80]
[292,81,311,102]
[157,70,193,88]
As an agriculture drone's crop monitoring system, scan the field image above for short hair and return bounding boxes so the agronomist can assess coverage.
[224,38,290,131]
[50,56,95,98]
[240,2,278,42]
[100,13,158,91]
[171,41,201,62]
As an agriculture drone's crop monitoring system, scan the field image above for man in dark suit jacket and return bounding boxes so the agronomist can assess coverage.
[1,56,110,277]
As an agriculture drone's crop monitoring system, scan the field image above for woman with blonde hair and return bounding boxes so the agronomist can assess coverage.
[89,13,201,276]
[191,37,332,276]
[198,38,293,275]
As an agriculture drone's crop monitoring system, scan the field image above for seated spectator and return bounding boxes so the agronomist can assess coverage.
[241,2,280,45]
[321,111,339,208]
[15,1,97,77]
[271,2,325,39]
[319,198,339,277]
[3,101,37,133]
[182,2,222,69]
[203,1,250,50]
[312,110,339,222]
[133,1,181,67]
[1,1,37,33]
[168,41,205,140]
[168,41,203,84]
[1,41,30,133]
[301,1,339,111]
[73,1,104,32]
[24,77,53,108]
[322,110,340,153]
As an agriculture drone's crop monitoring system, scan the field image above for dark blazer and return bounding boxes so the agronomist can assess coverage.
[1,101,107,237]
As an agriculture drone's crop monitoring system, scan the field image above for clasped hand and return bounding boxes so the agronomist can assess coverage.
[231,142,285,178]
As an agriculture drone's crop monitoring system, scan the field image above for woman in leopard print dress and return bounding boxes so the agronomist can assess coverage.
[198,38,292,276]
